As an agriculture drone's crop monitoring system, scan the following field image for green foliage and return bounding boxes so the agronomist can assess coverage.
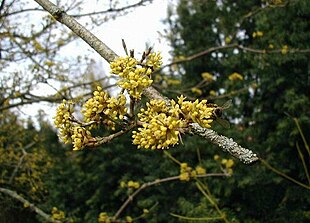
[165,0,310,222]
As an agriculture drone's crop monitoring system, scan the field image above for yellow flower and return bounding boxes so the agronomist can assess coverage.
[268,44,274,49]
[201,72,214,81]
[228,72,243,81]
[191,87,202,95]
[110,51,162,99]
[127,180,140,189]
[221,159,228,165]
[225,159,234,168]
[209,90,216,96]
[214,154,220,161]
[51,207,65,221]
[179,172,190,181]
[180,162,188,170]
[132,95,217,149]
[82,86,127,130]
[110,56,154,99]
[167,79,181,85]
[225,36,232,43]
[98,212,111,223]
[54,99,74,144]
[125,216,133,223]
[133,99,185,149]
[71,127,93,150]
[178,96,214,128]
[146,52,163,71]
[252,31,264,38]
[281,45,288,54]
[227,168,233,175]
[195,166,206,175]
[120,181,126,188]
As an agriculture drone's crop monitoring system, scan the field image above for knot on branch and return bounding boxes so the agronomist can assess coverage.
[50,6,64,20]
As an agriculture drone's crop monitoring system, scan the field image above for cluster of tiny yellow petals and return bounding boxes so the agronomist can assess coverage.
[54,99,74,144]
[201,72,214,81]
[191,87,202,95]
[51,207,65,221]
[252,31,264,38]
[117,67,153,99]
[166,78,181,85]
[179,163,206,181]
[281,45,288,54]
[228,72,243,81]
[146,52,163,71]
[82,86,127,130]
[98,212,111,223]
[106,94,128,120]
[132,99,185,149]
[214,154,234,175]
[71,126,93,150]
[178,95,214,128]
[110,55,157,99]
[83,86,110,123]
[110,56,138,75]
[120,180,140,189]
[195,166,207,175]
[125,216,133,223]
[132,96,217,149]
[127,180,140,189]
[179,162,194,181]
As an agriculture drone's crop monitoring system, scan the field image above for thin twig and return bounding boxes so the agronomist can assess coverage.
[8,141,36,184]
[0,187,60,223]
[113,172,229,220]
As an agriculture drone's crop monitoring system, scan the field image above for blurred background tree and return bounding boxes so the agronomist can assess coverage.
[161,0,310,222]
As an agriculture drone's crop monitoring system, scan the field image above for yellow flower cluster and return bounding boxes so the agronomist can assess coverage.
[195,166,207,175]
[146,52,163,71]
[166,79,181,86]
[201,72,214,81]
[110,53,162,99]
[82,86,127,130]
[132,96,216,149]
[214,154,234,175]
[179,162,192,181]
[177,95,214,128]
[51,207,65,221]
[179,163,207,181]
[54,99,74,144]
[252,31,264,38]
[71,126,94,150]
[125,216,133,223]
[221,158,234,175]
[98,212,111,223]
[281,45,288,54]
[228,72,243,81]
[191,87,202,95]
[132,100,186,149]
[120,180,140,189]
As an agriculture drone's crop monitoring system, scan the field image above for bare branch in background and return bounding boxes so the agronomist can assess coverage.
[0,187,61,223]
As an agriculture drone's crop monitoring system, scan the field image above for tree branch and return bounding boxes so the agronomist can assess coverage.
[0,187,61,223]
[189,123,259,164]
